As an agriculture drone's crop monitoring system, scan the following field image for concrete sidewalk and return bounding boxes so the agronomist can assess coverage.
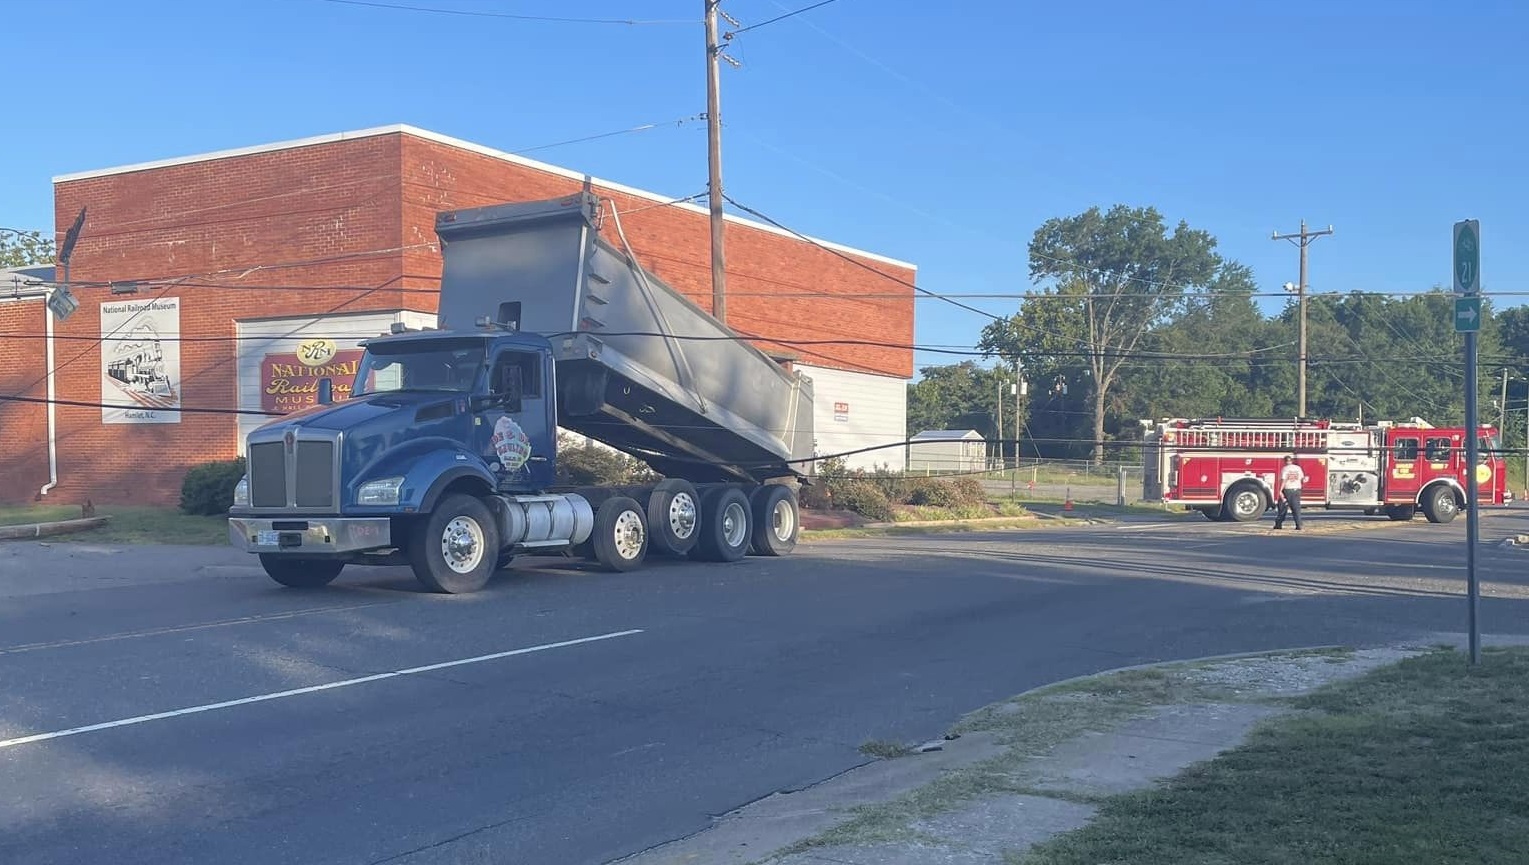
[615,636,1516,865]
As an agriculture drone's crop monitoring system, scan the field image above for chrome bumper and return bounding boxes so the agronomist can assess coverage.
[229,517,391,554]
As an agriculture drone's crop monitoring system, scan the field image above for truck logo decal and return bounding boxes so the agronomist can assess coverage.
[492,416,532,472]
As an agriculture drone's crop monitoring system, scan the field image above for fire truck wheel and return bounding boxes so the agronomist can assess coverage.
[1198,506,1223,521]
[1385,505,1416,521]
[1421,485,1461,524]
[1222,483,1267,523]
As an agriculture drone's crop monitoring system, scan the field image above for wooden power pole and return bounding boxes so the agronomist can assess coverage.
[704,0,728,323]
[1272,220,1334,418]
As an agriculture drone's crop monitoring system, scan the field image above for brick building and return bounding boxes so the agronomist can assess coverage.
[0,125,915,505]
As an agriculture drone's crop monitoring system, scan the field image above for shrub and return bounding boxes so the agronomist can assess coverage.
[555,434,659,486]
[907,478,963,508]
[180,457,248,515]
[950,476,988,505]
[832,480,895,522]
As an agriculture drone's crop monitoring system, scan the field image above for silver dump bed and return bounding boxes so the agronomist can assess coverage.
[434,191,815,484]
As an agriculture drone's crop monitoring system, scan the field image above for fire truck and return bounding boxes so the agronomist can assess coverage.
[1141,417,1510,523]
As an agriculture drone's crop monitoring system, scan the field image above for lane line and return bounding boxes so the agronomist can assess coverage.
[0,601,399,656]
[0,629,644,750]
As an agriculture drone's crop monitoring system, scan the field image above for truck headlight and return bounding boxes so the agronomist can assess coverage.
[357,477,406,506]
[233,476,250,507]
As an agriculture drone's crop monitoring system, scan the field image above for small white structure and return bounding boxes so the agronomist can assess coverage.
[907,429,986,474]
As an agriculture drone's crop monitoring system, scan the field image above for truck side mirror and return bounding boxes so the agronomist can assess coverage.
[317,377,334,405]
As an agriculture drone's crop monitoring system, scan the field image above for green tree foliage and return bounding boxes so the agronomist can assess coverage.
[978,205,1225,463]
[0,229,54,268]
[900,208,1528,465]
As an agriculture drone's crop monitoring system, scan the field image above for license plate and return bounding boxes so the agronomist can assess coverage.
[256,530,279,546]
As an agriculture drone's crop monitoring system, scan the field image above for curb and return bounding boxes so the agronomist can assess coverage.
[0,517,110,541]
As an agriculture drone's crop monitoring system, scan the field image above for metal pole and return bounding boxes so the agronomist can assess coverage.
[996,379,1003,471]
[1499,367,1508,435]
[1465,329,1480,665]
[1297,221,1308,417]
[704,0,727,323]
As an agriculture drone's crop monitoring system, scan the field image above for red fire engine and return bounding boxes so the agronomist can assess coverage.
[1141,417,1510,523]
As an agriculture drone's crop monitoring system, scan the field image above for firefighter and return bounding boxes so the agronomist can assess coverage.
[1273,454,1306,531]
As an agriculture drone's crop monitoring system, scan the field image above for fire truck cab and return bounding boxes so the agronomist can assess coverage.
[1141,417,1510,524]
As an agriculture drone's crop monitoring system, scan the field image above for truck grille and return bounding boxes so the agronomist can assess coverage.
[249,442,286,507]
[247,438,337,509]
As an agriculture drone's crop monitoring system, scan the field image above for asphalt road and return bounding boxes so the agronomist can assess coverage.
[5,509,1529,865]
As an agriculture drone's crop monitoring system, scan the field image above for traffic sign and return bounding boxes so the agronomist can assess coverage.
[46,285,78,322]
[1455,296,1481,332]
[1454,219,1480,295]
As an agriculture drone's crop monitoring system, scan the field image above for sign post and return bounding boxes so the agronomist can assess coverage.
[1454,219,1481,665]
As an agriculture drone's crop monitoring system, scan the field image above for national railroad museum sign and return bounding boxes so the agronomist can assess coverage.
[261,338,363,414]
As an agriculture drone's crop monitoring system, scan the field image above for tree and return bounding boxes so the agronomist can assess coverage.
[907,360,1008,435]
[0,229,54,268]
[979,205,1223,463]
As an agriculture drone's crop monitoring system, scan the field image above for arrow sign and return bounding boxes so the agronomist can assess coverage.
[1455,295,1481,333]
[1454,219,1480,295]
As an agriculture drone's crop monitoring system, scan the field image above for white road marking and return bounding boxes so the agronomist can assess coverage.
[0,629,643,750]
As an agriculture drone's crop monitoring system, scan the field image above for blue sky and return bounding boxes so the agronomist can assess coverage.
[5,0,1527,374]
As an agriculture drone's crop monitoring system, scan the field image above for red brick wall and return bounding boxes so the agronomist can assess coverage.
[399,137,915,379]
[0,299,50,500]
[4,136,409,504]
[1,129,913,506]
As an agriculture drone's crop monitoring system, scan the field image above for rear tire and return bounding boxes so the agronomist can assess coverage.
[592,496,648,572]
[409,494,499,594]
[259,556,344,589]
[749,484,799,556]
[695,486,752,562]
[1421,485,1460,524]
[646,479,700,556]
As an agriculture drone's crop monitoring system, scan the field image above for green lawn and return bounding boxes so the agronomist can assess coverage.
[0,504,229,545]
[1016,647,1529,865]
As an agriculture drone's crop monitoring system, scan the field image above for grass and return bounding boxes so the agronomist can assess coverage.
[859,740,915,759]
[1014,647,1529,865]
[0,503,228,545]
[801,517,1058,541]
[778,660,1249,856]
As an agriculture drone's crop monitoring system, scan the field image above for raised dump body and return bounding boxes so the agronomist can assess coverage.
[433,192,814,484]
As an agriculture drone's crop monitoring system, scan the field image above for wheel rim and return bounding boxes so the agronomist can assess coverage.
[721,501,748,547]
[668,493,697,539]
[771,498,795,541]
[1234,490,1260,517]
[614,509,646,560]
[441,516,485,574]
[1437,493,1457,515]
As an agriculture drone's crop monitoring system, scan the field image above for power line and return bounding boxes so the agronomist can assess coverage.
[316,0,692,25]
[512,116,706,155]
[724,0,841,37]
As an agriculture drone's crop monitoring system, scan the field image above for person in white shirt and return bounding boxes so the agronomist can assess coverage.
[1273,454,1306,530]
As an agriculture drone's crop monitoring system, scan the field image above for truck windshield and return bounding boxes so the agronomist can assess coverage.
[353,342,486,396]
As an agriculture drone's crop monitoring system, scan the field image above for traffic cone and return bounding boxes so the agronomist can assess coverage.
[1063,487,1073,512]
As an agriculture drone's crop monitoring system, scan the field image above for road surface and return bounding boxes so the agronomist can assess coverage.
[4,509,1528,865]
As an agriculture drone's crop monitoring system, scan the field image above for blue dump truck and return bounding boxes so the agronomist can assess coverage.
[227,191,816,593]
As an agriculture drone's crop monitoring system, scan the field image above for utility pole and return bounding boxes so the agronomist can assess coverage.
[1272,220,1334,418]
[704,0,728,323]
[1500,367,1510,437]
[995,379,1004,470]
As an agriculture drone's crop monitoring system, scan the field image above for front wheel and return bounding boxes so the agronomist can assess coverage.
[1421,485,1460,524]
[409,494,500,594]
[1222,484,1266,523]
[260,556,344,589]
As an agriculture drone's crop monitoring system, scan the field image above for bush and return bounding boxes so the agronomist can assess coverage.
[950,476,988,505]
[907,478,963,508]
[832,480,894,522]
[555,434,659,486]
[180,457,247,515]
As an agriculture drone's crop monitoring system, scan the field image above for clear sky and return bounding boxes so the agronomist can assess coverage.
[5,0,1526,374]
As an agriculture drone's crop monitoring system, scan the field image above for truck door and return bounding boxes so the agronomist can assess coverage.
[1385,433,1422,504]
[479,349,556,492]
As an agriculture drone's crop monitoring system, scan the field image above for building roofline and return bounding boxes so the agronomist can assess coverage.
[52,124,918,271]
